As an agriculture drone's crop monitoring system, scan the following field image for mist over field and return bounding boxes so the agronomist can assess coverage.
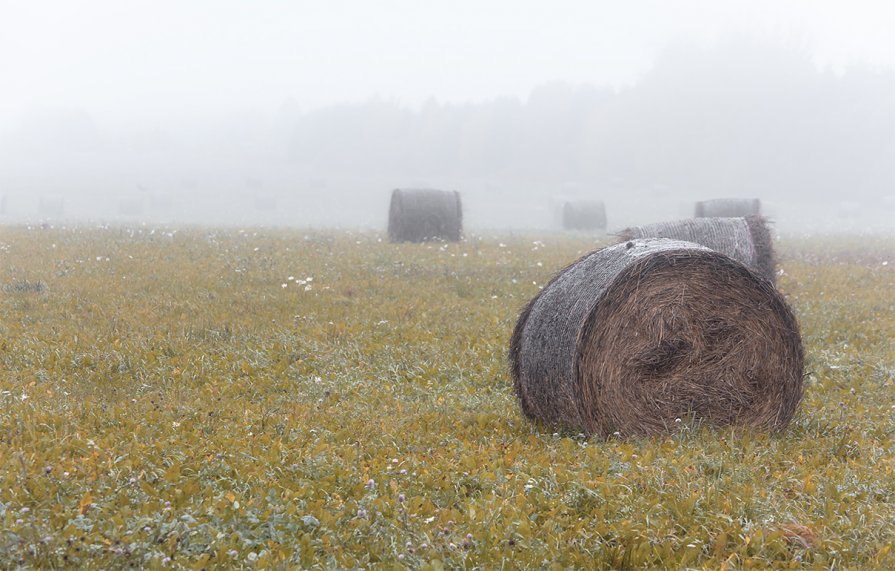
[3,3,895,568]
[1,1,893,233]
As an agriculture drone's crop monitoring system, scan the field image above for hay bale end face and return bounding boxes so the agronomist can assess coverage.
[695,198,761,218]
[562,200,607,231]
[509,238,803,437]
[617,215,776,283]
[388,188,462,243]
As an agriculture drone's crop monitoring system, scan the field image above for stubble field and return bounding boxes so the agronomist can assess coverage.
[0,225,893,569]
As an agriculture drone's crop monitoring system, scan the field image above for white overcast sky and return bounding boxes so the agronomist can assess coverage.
[2,0,895,126]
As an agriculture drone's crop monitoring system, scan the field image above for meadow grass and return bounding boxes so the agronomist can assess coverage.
[0,225,893,569]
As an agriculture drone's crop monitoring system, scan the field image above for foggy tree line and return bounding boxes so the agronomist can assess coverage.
[290,39,895,200]
[3,37,893,210]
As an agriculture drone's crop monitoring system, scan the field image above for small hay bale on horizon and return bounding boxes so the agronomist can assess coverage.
[616,215,776,283]
[561,199,607,231]
[509,238,803,438]
[695,198,761,218]
[388,188,462,243]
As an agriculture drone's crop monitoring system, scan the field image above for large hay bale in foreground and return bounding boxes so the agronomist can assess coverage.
[509,238,803,437]
[617,216,776,283]
[562,199,607,231]
[695,198,761,218]
[388,188,462,242]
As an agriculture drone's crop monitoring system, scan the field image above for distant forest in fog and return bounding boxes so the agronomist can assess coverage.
[2,38,894,229]
[290,38,895,200]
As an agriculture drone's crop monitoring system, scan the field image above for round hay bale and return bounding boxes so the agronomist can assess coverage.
[388,188,462,243]
[562,199,607,231]
[617,215,776,283]
[509,238,803,437]
[694,198,761,218]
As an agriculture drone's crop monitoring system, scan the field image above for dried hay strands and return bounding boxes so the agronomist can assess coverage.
[617,215,776,283]
[694,198,761,218]
[388,188,463,243]
[562,200,607,231]
[509,238,803,438]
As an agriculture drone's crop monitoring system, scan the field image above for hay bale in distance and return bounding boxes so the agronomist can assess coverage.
[562,199,607,231]
[617,216,776,283]
[388,188,462,243]
[509,238,803,437]
[695,198,761,218]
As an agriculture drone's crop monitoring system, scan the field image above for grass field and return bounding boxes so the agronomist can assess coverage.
[0,225,893,569]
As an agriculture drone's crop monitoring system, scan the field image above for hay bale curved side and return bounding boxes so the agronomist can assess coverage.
[509,238,803,437]
[617,216,776,283]
[695,198,761,218]
[388,188,463,242]
[562,200,606,231]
